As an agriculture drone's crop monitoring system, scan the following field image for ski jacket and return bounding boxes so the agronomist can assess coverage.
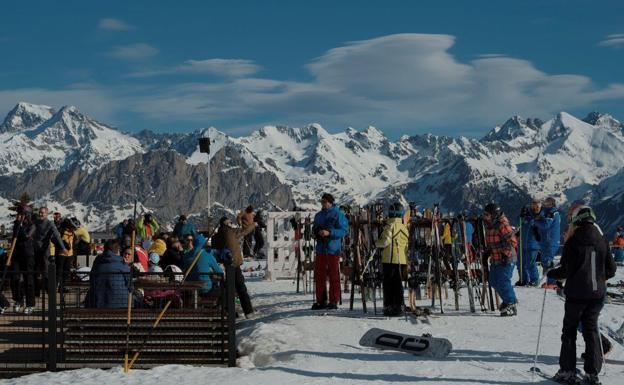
[183,234,223,293]
[57,228,75,258]
[535,207,561,249]
[237,211,255,230]
[521,211,542,251]
[173,221,197,239]
[485,214,517,265]
[464,221,474,244]
[136,217,160,241]
[613,235,624,248]
[13,220,35,260]
[376,218,409,265]
[548,222,616,300]
[161,248,183,269]
[211,224,255,267]
[441,223,453,245]
[88,250,131,308]
[313,205,349,256]
[32,218,64,256]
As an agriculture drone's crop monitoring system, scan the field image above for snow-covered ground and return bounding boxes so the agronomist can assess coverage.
[3,270,624,385]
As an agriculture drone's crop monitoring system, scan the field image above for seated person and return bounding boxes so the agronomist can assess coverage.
[87,239,131,308]
[183,234,223,296]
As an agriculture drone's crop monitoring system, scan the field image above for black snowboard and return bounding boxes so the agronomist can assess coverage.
[359,327,452,358]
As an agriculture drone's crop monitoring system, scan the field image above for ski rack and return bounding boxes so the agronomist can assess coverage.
[266,211,316,281]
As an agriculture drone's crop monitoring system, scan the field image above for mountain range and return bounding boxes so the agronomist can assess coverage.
[0,101,623,235]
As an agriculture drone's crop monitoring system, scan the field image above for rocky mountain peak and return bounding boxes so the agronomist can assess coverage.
[0,102,55,133]
[582,111,623,134]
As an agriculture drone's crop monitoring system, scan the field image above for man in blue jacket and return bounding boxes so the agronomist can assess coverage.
[312,193,349,310]
[517,199,542,286]
[536,197,561,288]
[88,239,131,308]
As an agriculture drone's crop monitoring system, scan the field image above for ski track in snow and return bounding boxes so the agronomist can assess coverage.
[4,269,624,385]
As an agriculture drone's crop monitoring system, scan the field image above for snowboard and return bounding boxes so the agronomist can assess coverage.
[358,327,452,358]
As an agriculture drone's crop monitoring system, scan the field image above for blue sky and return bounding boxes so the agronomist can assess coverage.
[1,0,623,138]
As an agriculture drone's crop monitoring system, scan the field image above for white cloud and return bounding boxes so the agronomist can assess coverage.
[122,34,624,132]
[598,34,624,48]
[3,34,624,136]
[107,43,159,60]
[98,18,135,31]
[129,59,261,78]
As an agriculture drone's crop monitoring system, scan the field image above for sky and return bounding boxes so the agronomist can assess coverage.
[0,0,623,138]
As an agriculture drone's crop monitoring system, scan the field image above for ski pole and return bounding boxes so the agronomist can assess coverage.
[597,318,606,376]
[531,287,548,382]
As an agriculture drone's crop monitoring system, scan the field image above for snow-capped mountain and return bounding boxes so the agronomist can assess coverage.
[0,104,144,175]
[0,102,623,233]
[0,102,54,133]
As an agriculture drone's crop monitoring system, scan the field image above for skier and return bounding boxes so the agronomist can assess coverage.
[375,202,409,316]
[11,208,36,314]
[517,199,542,286]
[612,226,624,263]
[237,206,255,258]
[253,210,267,258]
[212,216,257,318]
[311,193,349,310]
[482,203,518,316]
[536,197,561,288]
[32,207,66,295]
[55,217,79,288]
[172,214,197,239]
[547,205,616,385]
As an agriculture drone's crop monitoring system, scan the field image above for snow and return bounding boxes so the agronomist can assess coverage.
[6,269,624,385]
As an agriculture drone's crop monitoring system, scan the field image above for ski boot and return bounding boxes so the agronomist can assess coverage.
[311,302,327,310]
[499,303,517,317]
[552,369,581,384]
[583,373,601,385]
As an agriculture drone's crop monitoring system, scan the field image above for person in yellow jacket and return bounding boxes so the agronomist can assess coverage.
[375,202,409,317]
[441,222,454,271]
[56,217,79,287]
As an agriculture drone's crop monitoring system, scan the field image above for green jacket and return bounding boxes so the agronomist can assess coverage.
[136,217,160,241]
[375,218,409,265]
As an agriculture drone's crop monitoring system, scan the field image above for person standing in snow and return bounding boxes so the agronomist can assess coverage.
[517,199,542,286]
[376,202,409,316]
[237,206,255,258]
[535,197,561,288]
[547,205,616,385]
[483,203,519,316]
[212,216,256,317]
[253,210,267,258]
[311,193,349,310]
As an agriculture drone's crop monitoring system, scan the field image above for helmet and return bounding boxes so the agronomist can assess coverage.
[483,203,500,218]
[69,217,81,227]
[567,200,585,222]
[148,252,160,265]
[388,202,405,218]
[570,205,596,225]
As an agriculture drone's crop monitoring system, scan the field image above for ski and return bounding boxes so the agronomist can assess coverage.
[529,367,583,385]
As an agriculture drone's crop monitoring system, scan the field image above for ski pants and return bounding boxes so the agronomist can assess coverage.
[314,254,341,305]
[234,266,254,315]
[382,263,406,311]
[253,230,264,256]
[541,245,559,284]
[517,249,539,284]
[56,256,73,289]
[559,298,603,375]
[488,262,517,306]
[11,255,36,307]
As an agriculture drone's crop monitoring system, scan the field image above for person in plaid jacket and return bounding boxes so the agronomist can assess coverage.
[483,203,519,316]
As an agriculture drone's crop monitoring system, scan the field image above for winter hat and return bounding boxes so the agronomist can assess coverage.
[570,205,596,225]
[567,200,586,222]
[148,252,160,265]
[388,202,405,218]
[483,203,500,218]
[148,239,167,256]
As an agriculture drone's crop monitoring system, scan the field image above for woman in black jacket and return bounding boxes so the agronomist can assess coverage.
[547,206,616,385]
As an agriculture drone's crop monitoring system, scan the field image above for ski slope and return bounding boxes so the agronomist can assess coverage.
[3,272,624,385]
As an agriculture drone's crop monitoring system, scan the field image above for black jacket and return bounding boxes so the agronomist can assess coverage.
[548,222,616,300]
[33,218,64,255]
